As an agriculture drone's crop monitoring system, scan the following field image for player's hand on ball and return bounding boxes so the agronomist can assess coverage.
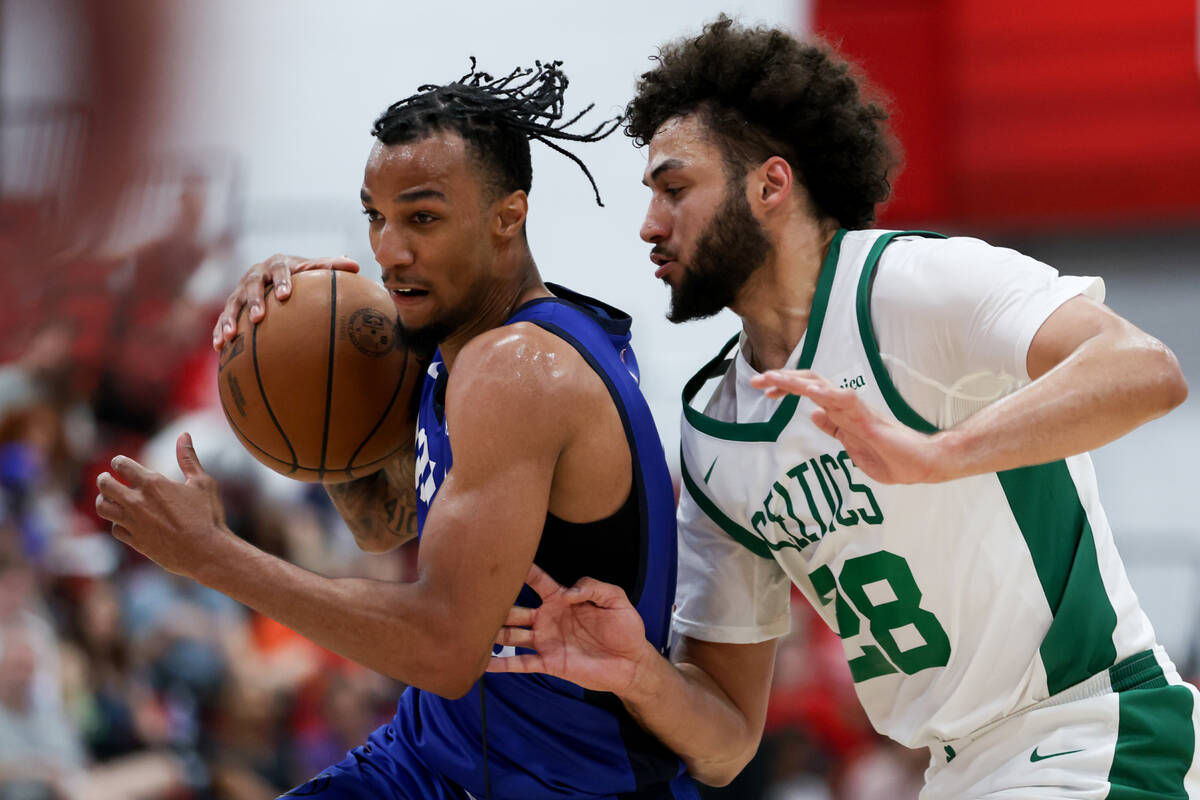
[750,369,949,484]
[94,433,232,577]
[486,564,655,695]
[213,253,360,350]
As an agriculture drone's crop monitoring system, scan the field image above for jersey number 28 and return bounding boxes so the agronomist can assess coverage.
[810,550,951,682]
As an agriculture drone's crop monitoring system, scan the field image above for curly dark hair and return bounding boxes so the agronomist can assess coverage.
[373,59,621,206]
[626,16,899,229]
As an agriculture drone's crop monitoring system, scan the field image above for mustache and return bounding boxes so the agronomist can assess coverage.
[651,245,678,260]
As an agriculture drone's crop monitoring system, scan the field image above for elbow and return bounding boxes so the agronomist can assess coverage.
[688,758,749,788]
[409,640,490,699]
[1145,341,1188,416]
[686,743,760,788]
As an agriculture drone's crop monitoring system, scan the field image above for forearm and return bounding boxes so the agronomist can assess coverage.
[324,452,419,551]
[620,643,765,786]
[934,327,1186,480]
[192,532,483,695]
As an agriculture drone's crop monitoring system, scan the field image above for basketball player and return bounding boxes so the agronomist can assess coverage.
[488,19,1199,798]
[94,62,696,800]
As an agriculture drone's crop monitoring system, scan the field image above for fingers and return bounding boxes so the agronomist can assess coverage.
[96,469,136,503]
[212,255,362,351]
[294,256,360,275]
[524,563,564,601]
[494,626,535,648]
[109,454,152,488]
[94,486,127,524]
[565,577,630,610]
[503,606,537,627]
[486,653,544,675]
[810,408,838,439]
[110,524,133,545]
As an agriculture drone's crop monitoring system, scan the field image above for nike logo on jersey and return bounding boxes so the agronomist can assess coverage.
[704,457,718,484]
[1030,745,1084,762]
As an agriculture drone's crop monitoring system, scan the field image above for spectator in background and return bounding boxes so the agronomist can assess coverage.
[0,542,84,800]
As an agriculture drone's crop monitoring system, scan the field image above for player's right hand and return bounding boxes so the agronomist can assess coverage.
[212,254,360,351]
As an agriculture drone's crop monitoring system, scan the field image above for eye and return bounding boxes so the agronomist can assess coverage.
[664,186,684,198]
[412,211,438,225]
[362,208,382,223]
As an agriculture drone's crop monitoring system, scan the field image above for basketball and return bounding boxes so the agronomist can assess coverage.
[216,269,421,483]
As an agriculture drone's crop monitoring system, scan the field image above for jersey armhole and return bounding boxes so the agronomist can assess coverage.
[854,231,945,434]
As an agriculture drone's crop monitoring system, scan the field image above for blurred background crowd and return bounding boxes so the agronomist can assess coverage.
[2,0,1199,798]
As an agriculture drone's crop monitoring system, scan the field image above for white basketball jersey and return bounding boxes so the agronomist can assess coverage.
[675,229,1158,748]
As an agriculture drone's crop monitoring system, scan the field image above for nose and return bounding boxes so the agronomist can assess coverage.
[640,202,669,244]
[373,223,415,270]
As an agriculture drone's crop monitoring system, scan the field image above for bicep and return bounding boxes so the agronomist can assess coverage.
[414,354,569,653]
[1025,295,1128,380]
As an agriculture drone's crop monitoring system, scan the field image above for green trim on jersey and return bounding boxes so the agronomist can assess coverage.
[997,462,1118,695]
[680,229,847,442]
[1107,683,1195,799]
[854,230,947,434]
[679,447,775,560]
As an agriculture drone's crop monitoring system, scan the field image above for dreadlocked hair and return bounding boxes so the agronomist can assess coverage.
[372,59,621,206]
[626,16,900,229]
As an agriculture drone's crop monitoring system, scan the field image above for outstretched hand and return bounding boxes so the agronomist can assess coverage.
[486,564,654,695]
[750,369,952,484]
[94,433,232,577]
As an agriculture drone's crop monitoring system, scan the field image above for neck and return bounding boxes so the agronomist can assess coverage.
[438,253,549,370]
[731,217,837,372]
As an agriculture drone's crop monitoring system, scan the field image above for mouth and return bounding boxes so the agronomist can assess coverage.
[650,251,678,280]
[388,286,431,306]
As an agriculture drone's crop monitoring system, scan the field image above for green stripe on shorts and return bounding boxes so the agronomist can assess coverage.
[1107,683,1195,799]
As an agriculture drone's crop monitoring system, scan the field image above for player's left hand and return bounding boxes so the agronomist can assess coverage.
[750,369,949,484]
[485,564,655,695]
[94,433,232,576]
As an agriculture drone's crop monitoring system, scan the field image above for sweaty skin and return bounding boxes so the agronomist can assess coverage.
[95,130,633,699]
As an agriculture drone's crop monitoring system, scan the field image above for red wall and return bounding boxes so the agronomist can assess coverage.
[814,0,1200,230]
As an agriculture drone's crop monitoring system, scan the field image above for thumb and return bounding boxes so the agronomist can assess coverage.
[327,256,360,273]
[176,432,207,481]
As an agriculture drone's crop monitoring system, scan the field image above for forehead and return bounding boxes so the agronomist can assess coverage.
[362,131,480,199]
[643,114,725,181]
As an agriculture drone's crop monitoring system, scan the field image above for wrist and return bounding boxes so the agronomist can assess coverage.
[620,639,670,706]
[928,427,974,482]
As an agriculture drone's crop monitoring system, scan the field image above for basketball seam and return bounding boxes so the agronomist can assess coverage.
[317,270,337,480]
[250,308,299,474]
[221,398,405,477]
[345,342,410,472]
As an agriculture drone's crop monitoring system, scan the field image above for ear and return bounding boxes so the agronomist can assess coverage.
[492,190,529,241]
[752,156,793,212]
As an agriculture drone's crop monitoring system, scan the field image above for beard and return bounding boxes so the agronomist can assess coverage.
[397,319,453,360]
[666,183,772,324]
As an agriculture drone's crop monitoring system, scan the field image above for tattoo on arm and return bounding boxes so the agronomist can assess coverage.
[325,448,419,551]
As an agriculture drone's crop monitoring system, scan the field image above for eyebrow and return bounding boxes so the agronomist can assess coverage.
[644,158,687,186]
[359,188,448,204]
[397,188,447,203]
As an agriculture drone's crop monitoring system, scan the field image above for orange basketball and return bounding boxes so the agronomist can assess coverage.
[217,270,421,483]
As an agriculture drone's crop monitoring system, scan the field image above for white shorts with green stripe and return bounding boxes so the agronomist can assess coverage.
[922,647,1200,799]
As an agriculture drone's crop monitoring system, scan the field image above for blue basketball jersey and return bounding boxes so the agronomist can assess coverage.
[396,285,692,799]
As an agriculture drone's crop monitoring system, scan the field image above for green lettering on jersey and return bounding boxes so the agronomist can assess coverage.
[838,451,883,525]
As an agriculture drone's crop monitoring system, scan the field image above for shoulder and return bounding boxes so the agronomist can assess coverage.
[446,323,601,422]
[871,235,1064,312]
